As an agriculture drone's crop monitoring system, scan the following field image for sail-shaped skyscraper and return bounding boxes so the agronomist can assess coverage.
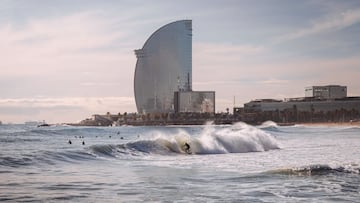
[134,20,214,114]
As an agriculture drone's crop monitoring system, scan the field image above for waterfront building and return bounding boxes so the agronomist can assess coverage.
[134,20,215,115]
[244,85,355,113]
[305,85,347,99]
[244,97,360,113]
[238,85,360,123]
[134,20,193,114]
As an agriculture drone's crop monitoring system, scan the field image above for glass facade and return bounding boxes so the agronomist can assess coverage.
[134,20,192,114]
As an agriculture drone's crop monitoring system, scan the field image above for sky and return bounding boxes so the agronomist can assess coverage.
[1,0,360,124]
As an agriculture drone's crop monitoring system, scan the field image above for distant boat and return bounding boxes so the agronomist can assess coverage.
[37,120,51,127]
[37,123,50,127]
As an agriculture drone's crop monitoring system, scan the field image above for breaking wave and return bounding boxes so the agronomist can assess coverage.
[88,122,280,156]
[0,123,280,167]
[189,122,280,154]
[258,121,279,131]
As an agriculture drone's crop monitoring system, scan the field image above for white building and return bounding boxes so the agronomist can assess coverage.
[305,85,347,99]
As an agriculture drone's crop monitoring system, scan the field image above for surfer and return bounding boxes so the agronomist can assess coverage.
[183,142,191,154]
[68,140,72,144]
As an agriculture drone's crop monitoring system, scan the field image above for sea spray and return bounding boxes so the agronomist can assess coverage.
[106,122,280,155]
[259,121,279,129]
[258,121,281,132]
[190,122,280,154]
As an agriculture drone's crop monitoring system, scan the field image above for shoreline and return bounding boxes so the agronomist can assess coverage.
[295,121,360,127]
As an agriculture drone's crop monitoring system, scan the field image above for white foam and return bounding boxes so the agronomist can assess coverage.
[191,122,280,154]
[258,121,279,129]
[146,122,280,155]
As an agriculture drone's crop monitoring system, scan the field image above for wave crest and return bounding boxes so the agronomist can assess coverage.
[88,122,280,156]
[258,121,281,132]
[269,164,360,176]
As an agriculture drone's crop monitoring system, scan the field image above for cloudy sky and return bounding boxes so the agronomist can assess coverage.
[1,0,360,123]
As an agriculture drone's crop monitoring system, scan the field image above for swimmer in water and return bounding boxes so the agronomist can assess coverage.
[68,140,72,144]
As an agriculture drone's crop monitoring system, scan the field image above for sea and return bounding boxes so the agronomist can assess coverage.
[0,121,359,202]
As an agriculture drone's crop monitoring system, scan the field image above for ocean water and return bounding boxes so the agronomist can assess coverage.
[0,122,359,202]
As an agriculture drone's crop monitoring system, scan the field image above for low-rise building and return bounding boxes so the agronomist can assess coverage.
[305,85,347,99]
[237,85,360,123]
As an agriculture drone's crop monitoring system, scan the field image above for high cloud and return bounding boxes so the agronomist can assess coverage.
[0,12,130,77]
[277,8,360,42]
